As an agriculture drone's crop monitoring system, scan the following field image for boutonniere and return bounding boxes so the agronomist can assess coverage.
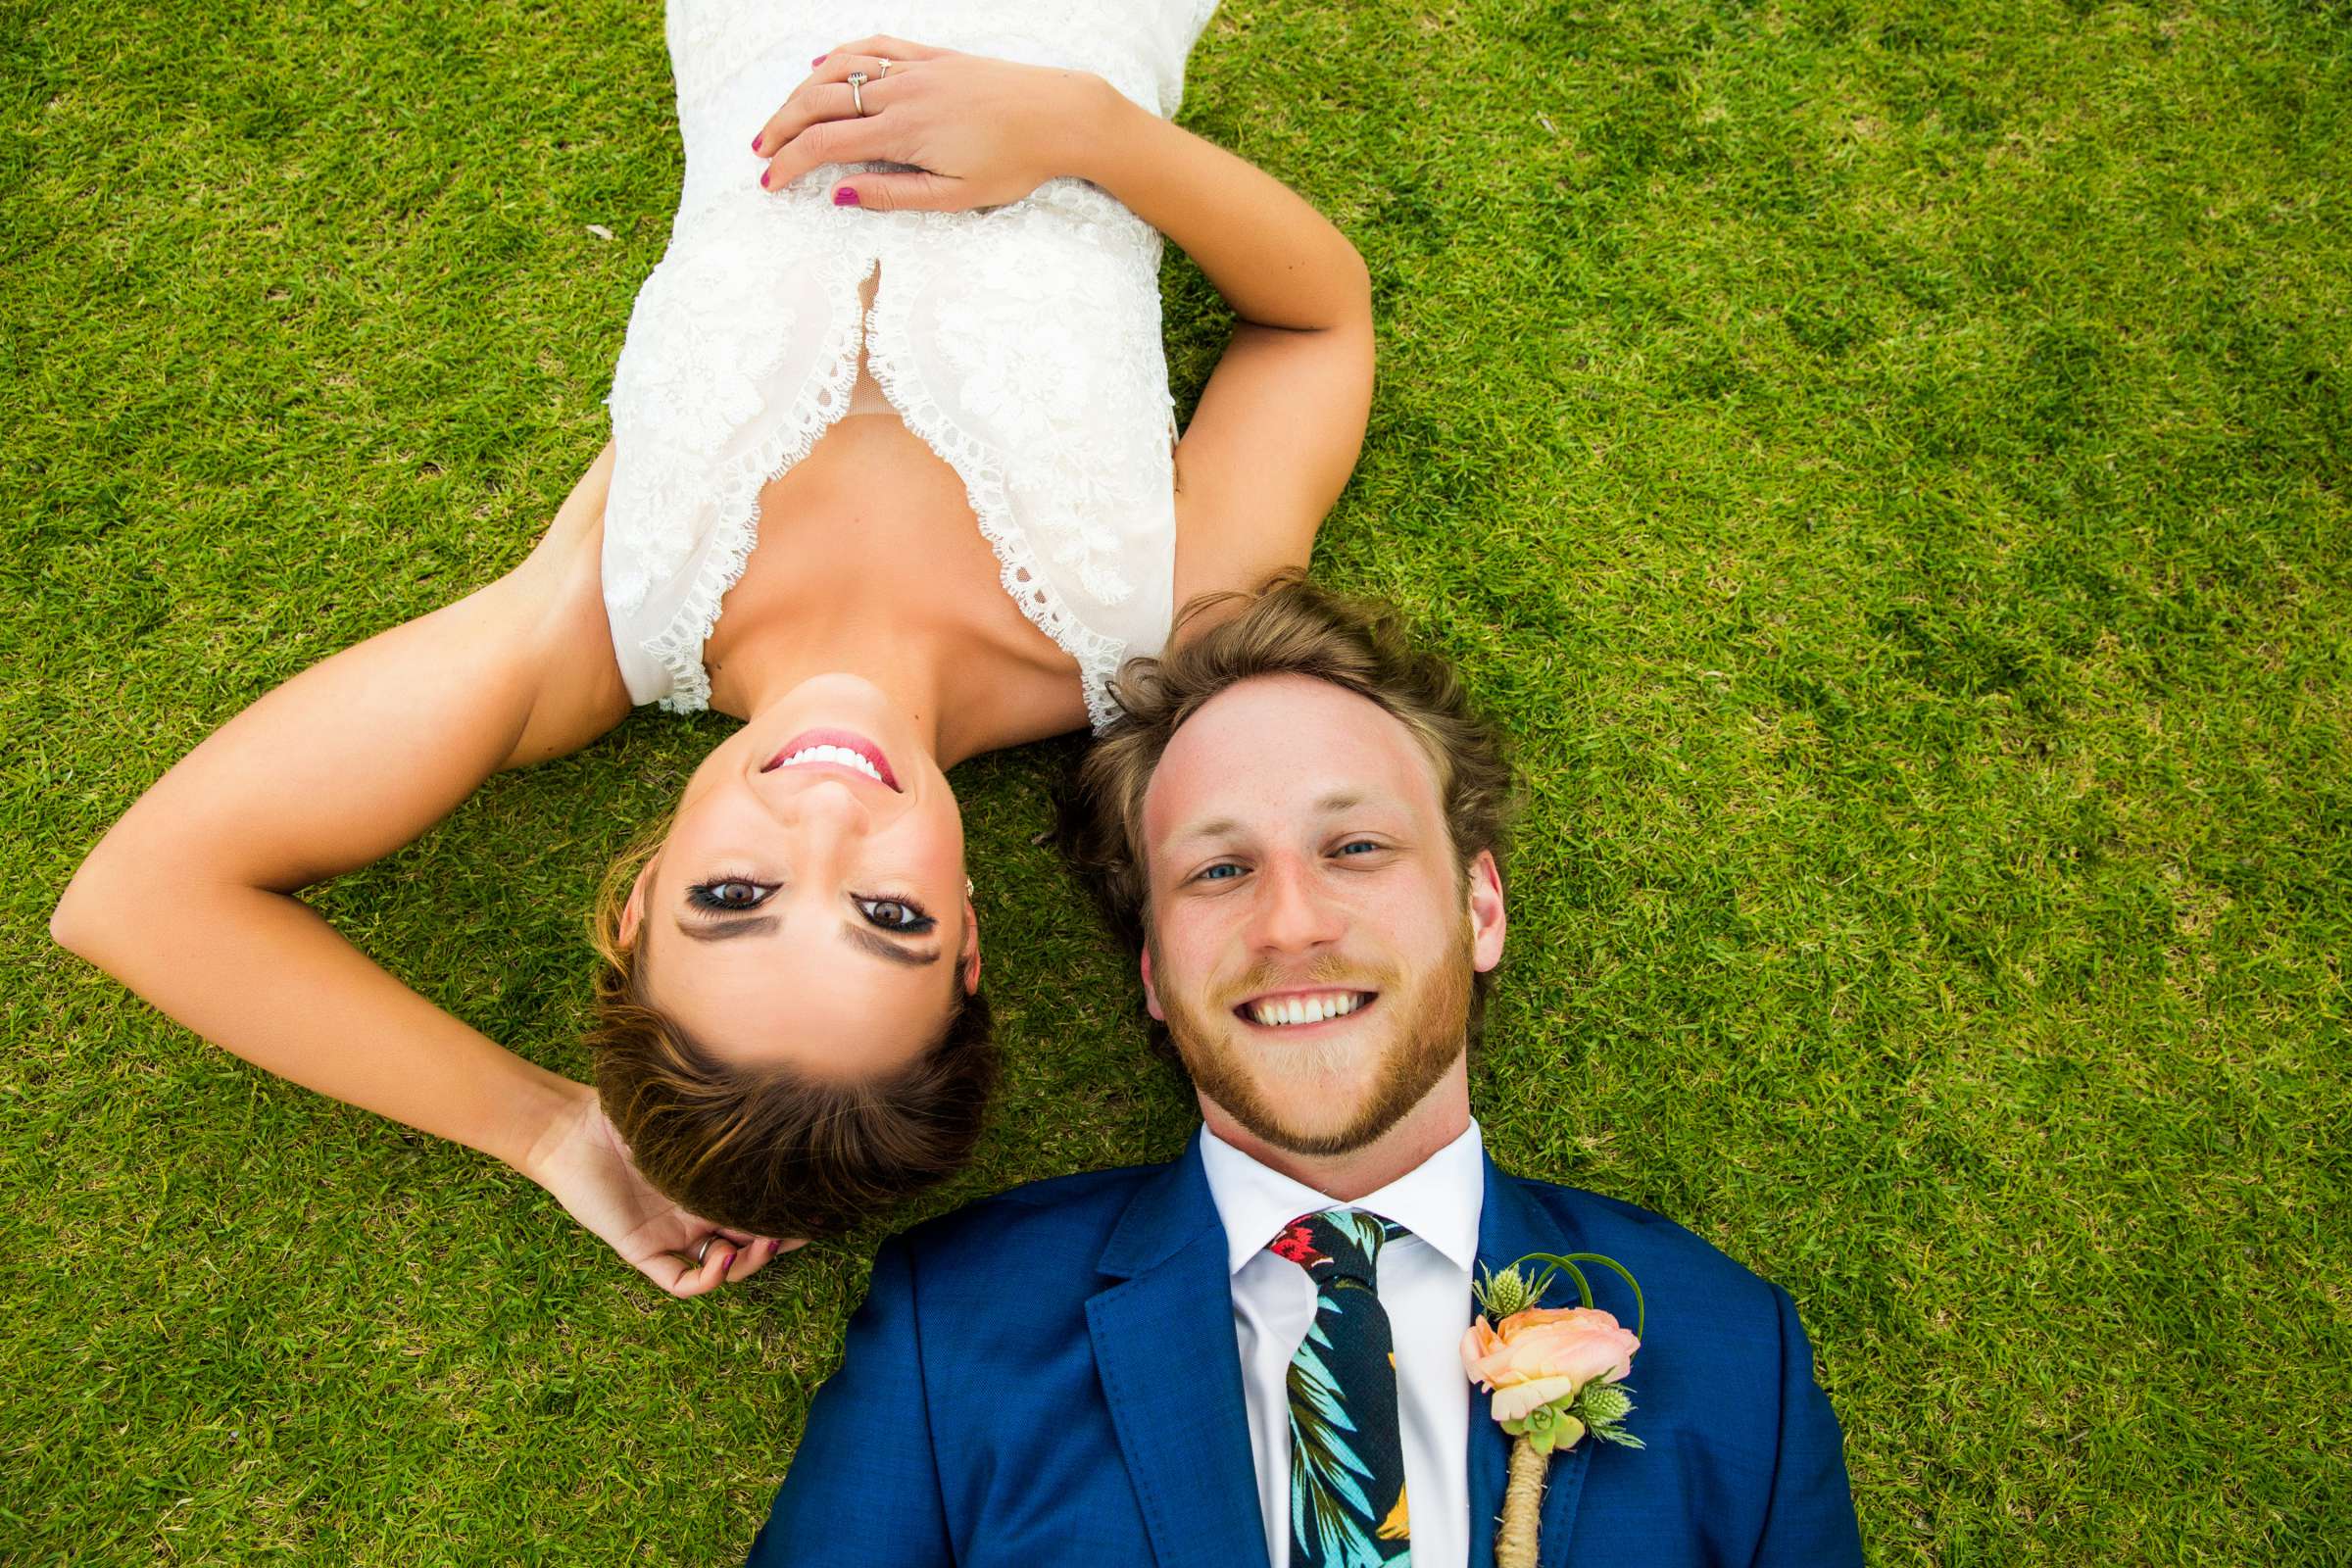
[1459,1252,1646,1568]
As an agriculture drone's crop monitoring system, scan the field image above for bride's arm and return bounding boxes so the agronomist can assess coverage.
[751,41,1374,612]
[1064,88,1376,613]
[50,447,631,1204]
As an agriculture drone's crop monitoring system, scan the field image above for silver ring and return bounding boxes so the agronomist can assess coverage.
[847,71,868,116]
[877,57,894,77]
[693,1236,719,1265]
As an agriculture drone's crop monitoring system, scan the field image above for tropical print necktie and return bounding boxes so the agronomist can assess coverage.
[1266,1208,1413,1567]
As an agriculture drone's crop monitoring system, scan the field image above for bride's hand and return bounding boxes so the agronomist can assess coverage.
[523,1083,804,1298]
[751,36,1111,212]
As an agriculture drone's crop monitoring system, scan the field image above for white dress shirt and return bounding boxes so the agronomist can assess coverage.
[1199,1120,1486,1568]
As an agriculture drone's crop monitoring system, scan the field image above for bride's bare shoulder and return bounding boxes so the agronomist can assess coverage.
[489,440,633,766]
[510,439,615,585]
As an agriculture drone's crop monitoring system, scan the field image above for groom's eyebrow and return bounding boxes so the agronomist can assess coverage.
[1173,792,1371,844]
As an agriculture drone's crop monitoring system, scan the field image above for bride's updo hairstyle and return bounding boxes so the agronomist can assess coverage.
[582,821,998,1239]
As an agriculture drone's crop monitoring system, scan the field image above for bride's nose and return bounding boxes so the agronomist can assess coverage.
[760,772,871,834]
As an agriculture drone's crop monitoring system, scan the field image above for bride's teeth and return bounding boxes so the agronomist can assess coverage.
[782,744,881,782]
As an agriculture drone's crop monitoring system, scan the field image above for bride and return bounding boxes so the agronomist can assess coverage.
[50,16,1371,1298]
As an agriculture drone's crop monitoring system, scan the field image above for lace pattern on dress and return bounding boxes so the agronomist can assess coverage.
[634,244,869,712]
[609,4,1207,728]
[860,249,1133,731]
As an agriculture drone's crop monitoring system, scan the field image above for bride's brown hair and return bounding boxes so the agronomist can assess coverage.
[582,817,997,1238]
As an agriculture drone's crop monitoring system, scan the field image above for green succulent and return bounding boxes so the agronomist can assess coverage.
[1502,1397,1589,1456]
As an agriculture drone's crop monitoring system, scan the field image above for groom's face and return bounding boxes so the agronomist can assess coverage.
[1138,675,1505,1155]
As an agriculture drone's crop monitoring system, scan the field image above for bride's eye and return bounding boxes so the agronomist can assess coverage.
[858,896,935,934]
[689,879,773,911]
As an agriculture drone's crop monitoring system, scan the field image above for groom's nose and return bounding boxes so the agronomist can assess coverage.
[1246,851,1348,955]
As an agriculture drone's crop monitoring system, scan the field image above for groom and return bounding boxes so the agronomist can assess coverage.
[746,581,1863,1567]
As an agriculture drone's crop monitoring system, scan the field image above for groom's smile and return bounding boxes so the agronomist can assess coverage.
[1233,987,1377,1028]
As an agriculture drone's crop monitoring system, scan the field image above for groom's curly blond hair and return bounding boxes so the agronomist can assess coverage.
[1058,574,1517,1027]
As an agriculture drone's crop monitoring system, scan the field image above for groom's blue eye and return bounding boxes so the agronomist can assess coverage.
[1200,864,1244,881]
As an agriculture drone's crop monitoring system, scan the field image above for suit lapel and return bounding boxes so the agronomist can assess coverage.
[1466,1157,1596,1568]
[1086,1135,1270,1568]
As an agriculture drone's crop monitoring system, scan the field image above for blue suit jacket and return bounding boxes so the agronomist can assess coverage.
[748,1134,1862,1567]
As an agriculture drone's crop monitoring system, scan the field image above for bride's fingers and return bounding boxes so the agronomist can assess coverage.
[753,75,903,162]
[673,1238,740,1297]
[817,34,940,65]
[723,1236,804,1283]
[760,115,900,193]
[833,170,963,213]
[765,50,891,130]
[805,52,899,87]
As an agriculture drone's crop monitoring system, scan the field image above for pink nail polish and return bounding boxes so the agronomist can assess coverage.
[834,187,859,207]
[760,169,770,189]
[751,135,762,153]
[812,53,827,65]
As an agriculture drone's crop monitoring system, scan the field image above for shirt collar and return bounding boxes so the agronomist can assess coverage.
[1198,1118,1486,1277]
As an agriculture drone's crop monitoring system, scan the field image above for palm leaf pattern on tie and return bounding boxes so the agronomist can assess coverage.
[1289,1320,1379,1561]
[1282,1211,1413,1568]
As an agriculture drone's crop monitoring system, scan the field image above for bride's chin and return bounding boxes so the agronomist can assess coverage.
[751,673,913,742]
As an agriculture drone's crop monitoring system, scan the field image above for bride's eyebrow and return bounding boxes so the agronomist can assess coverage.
[674,915,778,943]
[841,925,941,967]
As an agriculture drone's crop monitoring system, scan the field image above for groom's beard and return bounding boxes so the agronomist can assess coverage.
[1156,925,1473,1158]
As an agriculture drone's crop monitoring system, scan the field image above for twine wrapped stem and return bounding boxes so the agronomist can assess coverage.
[1496,1434,1546,1568]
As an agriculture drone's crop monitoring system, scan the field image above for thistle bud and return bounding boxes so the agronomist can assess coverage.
[1579,1382,1633,1426]
[1475,1263,1540,1318]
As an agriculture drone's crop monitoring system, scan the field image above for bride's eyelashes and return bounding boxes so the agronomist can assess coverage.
[686,877,934,934]
[688,876,776,911]
[858,896,935,935]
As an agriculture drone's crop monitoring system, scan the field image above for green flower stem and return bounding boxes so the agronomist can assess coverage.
[1511,1251,1647,1341]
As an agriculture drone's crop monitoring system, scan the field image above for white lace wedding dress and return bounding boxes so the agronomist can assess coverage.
[601,0,1221,729]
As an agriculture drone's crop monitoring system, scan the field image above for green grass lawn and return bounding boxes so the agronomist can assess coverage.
[6,0,2347,1558]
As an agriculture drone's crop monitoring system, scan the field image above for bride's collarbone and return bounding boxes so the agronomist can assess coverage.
[706,420,1090,734]
[709,549,1089,739]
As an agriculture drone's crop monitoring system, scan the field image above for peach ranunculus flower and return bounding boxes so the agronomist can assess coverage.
[1459,1305,1641,1424]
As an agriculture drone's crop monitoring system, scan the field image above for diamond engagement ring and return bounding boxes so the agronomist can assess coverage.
[847,70,869,115]
[877,57,894,77]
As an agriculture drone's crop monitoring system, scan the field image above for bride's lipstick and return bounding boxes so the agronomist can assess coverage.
[760,727,902,792]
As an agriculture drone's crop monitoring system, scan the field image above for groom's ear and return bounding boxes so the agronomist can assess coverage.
[616,858,658,950]
[1465,850,1506,973]
[1140,941,1165,1022]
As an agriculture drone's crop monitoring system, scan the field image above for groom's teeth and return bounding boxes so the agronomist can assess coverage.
[1249,992,1367,1027]
[780,744,883,783]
